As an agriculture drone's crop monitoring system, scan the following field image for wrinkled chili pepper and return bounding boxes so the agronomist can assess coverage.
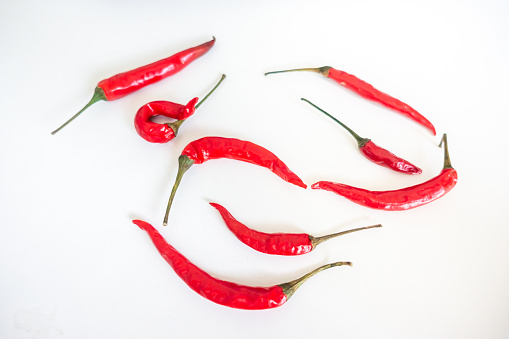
[265,66,436,135]
[210,202,381,255]
[164,137,307,225]
[134,74,226,143]
[312,134,457,210]
[301,98,422,174]
[52,37,216,135]
[133,219,351,310]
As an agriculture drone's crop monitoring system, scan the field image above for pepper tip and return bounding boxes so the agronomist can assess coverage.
[132,219,146,230]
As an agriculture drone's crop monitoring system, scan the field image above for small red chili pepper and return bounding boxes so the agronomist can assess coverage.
[133,219,352,310]
[52,37,216,135]
[301,98,422,174]
[210,202,381,255]
[134,74,226,143]
[312,134,457,210]
[265,66,436,135]
[164,137,307,225]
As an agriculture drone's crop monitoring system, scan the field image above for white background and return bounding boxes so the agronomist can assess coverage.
[1,0,508,338]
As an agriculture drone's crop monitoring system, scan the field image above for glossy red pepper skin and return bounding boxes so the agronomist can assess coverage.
[164,137,307,225]
[312,168,457,210]
[134,74,225,143]
[133,220,286,309]
[51,37,215,135]
[360,140,421,174]
[301,98,422,175]
[98,38,215,101]
[210,203,313,255]
[133,219,351,309]
[266,66,436,135]
[312,134,457,210]
[210,202,381,255]
[327,68,436,135]
[182,137,307,188]
[134,98,198,143]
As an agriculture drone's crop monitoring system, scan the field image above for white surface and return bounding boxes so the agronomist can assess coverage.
[1,0,508,338]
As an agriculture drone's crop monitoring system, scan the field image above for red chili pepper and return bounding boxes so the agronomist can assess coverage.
[133,219,352,310]
[301,98,422,174]
[265,66,436,135]
[210,202,381,255]
[134,74,226,143]
[312,134,457,210]
[52,37,216,135]
[163,137,307,225]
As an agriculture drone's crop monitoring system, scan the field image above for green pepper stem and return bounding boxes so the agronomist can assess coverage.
[163,155,194,226]
[439,133,453,169]
[310,224,382,249]
[166,120,185,136]
[194,74,226,109]
[51,87,107,135]
[301,98,369,148]
[264,66,332,77]
[279,261,352,300]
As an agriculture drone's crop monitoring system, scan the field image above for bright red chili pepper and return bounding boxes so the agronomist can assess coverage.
[210,202,381,255]
[163,137,307,225]
[301,98,422,174]
[133,219,351,310]
[265,66,436,135]
[312,134,457,210]
[52,37,216,135]
[134,74,226,143]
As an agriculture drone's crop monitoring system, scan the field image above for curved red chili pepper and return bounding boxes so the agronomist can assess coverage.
[163,137,307,225]
[210,202,381,255]
[134,99,197,143]
[312,134,457,210]
[301,98,422,174]
[133,219,352,310]
[52,37,216,135]
[134,74,226,143]
[265,66,436,135]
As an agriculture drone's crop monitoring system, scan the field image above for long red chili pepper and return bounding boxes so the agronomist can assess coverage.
[163,137,307,225]
[312,134,457,210]
[133,219,351,310]
[210,202,381,255]
[265,66,436,135]
[301,98,422,174]
[52,37,216,135]
[134,74,226,143]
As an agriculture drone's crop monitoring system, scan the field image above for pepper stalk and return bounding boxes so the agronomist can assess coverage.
[265,66,332,77]
[439,133,453,169]
[51,87,107,135]
[163,155,194,226]
[164,74,226,136]
[279,261,352,300]
[310,224,382,249]
[301,98,370,148]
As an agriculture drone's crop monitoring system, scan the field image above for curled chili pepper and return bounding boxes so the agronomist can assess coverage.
[210,202,381,255]
[134,74,226,143]
[52,37,216,135]
[312,134,457,210]
[164,137,307,226]
[301,98,422,175]
[133,219,352,310]
[265,66,436,135]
